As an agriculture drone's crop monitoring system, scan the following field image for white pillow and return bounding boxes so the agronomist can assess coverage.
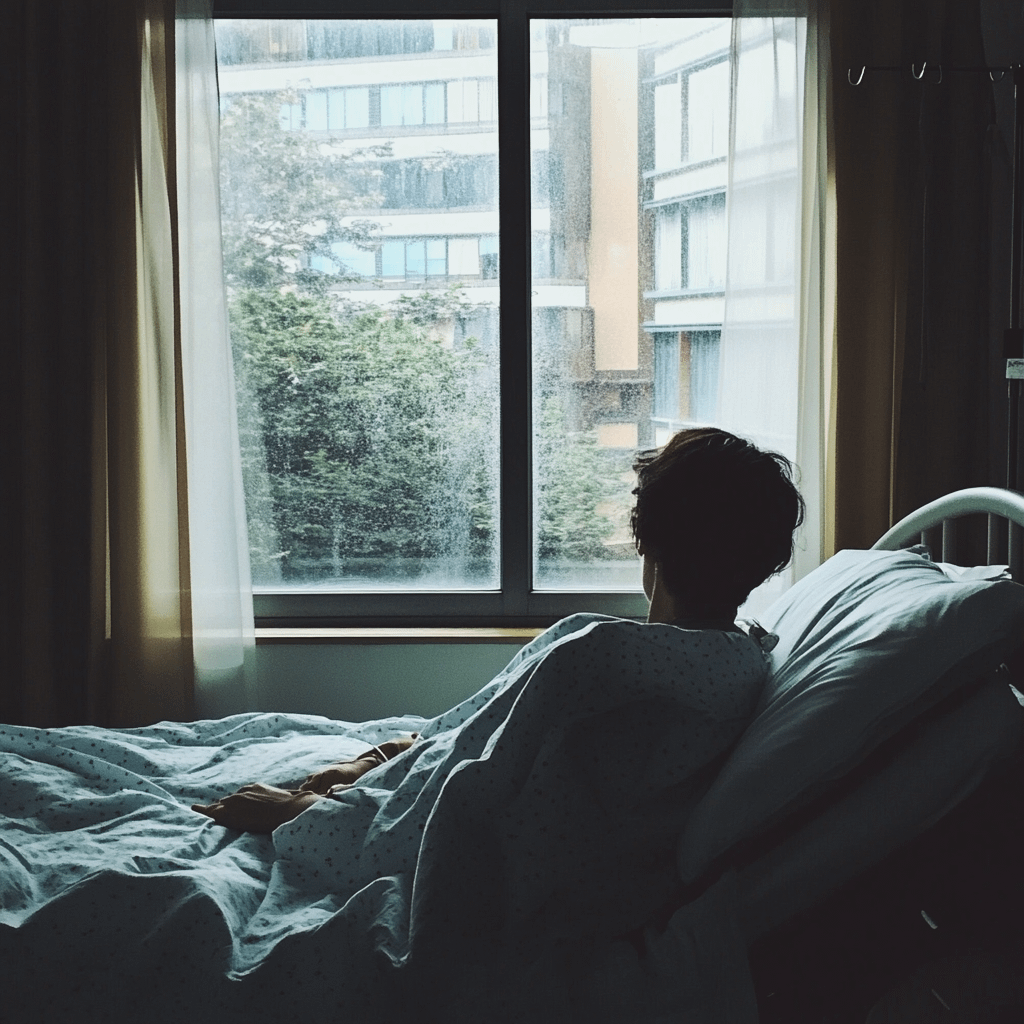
[677,547,1024,883]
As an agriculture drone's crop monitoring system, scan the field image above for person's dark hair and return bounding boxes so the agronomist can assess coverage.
[630,427,805,617]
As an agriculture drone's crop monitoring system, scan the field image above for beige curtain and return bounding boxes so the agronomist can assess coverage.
[11,0,193,727]
[717,1,834,616]
[828,0,999,553]
[800,0,837,568]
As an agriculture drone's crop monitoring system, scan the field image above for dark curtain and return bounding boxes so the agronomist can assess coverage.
[3,0,194,727]
[4,1,112,726]
[830,0,1004,553]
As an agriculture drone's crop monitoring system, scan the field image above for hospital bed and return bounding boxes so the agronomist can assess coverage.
[709,486,1024,1021]
[2,487,1024,1022]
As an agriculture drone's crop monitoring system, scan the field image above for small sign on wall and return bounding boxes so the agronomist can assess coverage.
[1007,359,1024,379]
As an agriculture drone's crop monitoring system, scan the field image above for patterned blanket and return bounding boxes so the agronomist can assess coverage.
[0,614,764,1023]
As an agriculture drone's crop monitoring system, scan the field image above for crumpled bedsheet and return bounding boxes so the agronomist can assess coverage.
[0,614,764,1023]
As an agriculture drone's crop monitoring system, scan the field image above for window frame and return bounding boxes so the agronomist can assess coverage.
[213,0,733,627]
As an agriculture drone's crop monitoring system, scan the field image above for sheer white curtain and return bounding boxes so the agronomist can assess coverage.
[176,0,257,717]
[721,0,831,616]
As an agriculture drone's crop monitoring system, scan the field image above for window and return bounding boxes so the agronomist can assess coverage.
[299,87,370,130]
[380,157,497,209]
[652,193,726,293]
[309,240,376,278]
[479,234,499,279]
[381,83,446,126]
[213,4,760,626]
[448,79,497,122]
[280,81,495,133]
[652,329,721,442]
[685,193,727,290]
[652,54,729,169]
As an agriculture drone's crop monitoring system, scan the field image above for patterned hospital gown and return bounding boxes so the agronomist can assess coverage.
[0,612,767,1023]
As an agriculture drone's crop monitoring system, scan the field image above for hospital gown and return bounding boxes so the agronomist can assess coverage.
[0,613,767,1023]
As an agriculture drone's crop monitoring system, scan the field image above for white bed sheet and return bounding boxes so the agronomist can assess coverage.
[0,614,766,1024]
[735,673,1024,942]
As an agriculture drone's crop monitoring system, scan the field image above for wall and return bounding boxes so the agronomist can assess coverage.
[254,642,526,722]
[251,570,790,723]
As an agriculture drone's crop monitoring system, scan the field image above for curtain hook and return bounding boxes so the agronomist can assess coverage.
[848,66,866,86]
[934,64,943,84]
[912,62,927,80]
[991,68,1007,82]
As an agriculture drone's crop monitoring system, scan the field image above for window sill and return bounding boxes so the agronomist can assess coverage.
[255,626,543,645]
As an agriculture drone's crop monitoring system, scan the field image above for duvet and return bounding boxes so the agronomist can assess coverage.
[0,614,764,1023]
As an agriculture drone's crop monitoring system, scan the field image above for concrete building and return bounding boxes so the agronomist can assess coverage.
[215,16,732,453]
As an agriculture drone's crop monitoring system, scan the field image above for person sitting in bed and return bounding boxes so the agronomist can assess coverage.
[192,426,805,834]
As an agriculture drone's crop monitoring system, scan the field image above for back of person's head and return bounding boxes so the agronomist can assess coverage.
[630,428,805,618]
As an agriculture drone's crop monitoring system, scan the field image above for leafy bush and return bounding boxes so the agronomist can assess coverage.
[230,289,498,583]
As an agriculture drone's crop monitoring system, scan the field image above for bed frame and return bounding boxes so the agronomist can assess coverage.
[747,485,1024,1021]
[872,485,1024,579]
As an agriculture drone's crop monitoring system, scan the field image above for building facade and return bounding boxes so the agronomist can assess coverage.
[215,16,732,457]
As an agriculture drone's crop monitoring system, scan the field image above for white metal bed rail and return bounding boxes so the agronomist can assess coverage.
[871,486,1024,579]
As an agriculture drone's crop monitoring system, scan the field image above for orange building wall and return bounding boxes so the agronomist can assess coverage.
[588,47,640,372]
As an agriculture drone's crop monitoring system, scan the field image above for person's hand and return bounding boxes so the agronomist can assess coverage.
[299,759,377,794]
[298,734,420,794]
[192,784,321,833]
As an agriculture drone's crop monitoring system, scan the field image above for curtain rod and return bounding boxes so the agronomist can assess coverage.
[847,63,1017,86]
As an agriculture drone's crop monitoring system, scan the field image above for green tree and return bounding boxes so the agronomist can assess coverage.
[534,395,618,562]
[230,289,498,583]
[218,85,620,582]
[219,90,386,293]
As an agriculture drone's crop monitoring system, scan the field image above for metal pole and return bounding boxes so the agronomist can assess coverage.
[1007,68,1024,578]
[1010,66,1024,342]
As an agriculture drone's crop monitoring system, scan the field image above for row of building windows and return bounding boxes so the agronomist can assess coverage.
[378,156,497,209]
[652,59,730,171]
[218,20,495,66]
[309,235,499,280]
[652,193,727,293]
[652,330,721,429]
[279,78,497,132]
[310,231,567,282]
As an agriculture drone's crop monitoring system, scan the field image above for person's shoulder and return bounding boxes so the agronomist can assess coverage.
[551,612,622,631]
[585,618,764,655]
[548,615,763,658]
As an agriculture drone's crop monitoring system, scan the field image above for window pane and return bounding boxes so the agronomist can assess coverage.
[406,239,426,275]
[462,81,479,122]
[403,84,424,126]
[346,87,370,128]
[531,17,730,591]
[327,89,346,130]
[447,236,478,275]
[686,193,726,290]
[687,61,729,162]
[381,239,405,276]
[531,73,548,119]
[433,22,454,52]
[688,330,720,422]
[380,85,403,125]
[531,231,551,278]
[654,78,681,170]
[654,205,682,291]
[216,19,500,590]
[425,238,446,275]
[424,82,445,124]
[478,78,496,121]
[279,102,301,130]
[305,90,328,130]
[479,234,498,279]
[446,81,466,122]
[653,332,680,421]
[330,240,375,277]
